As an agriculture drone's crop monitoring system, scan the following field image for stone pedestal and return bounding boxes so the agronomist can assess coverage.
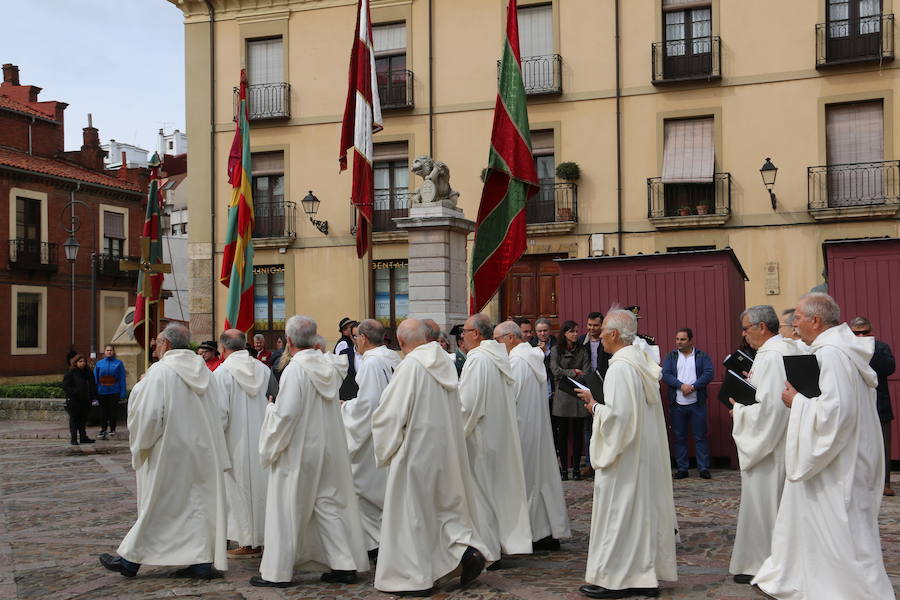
[394,203,474,335]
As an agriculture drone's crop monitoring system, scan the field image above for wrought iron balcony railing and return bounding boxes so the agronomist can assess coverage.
[233,82,292,121]
[816,14,895,67]
[373,191,410,232]
[498,54,562,95]
[253,199,297,239]
[378,69,414,110]
[647,173,732,219]
[526,182,578,225]
[8,239,58,272]
[652,36,721,83]
[97,253,139,278]
[808,160,900,210]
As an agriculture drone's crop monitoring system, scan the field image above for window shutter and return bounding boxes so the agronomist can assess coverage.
[104,211,125,240]
[530,129,555,156]
[247,38,283,86]
[518,4,553,58]
[252,151,284,176]
[374,142,409,162]
[661,118,715,183]
[373,23,406,54]
[826,100,883,166]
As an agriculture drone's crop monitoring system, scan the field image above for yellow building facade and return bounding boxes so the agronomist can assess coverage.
[168,0,900,343]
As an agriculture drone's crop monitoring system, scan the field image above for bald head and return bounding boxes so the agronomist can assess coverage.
[423,319,441,342]
[219,328,246,358]
[397,318,431,353]
[493,320,522,353]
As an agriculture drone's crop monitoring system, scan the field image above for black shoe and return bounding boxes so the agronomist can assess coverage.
[172,565,222,580]
[699,470,711,479]
[733,574,753,584]
[99,553,137,577]
[579,585,660,598]
[673,470,689,479]
[70,440,79,446]
[486,558,504,571]
[249,575,293,587]
[367,548,379,560]
[460,546,485,586]
[391,588,434,597]
[572,469,582,481]
[561,469,569,481]
[320,570,357,584]
[532,536,561,552]
[80,437,95,444]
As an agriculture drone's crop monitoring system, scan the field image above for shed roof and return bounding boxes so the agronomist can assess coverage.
[556,247,749,282]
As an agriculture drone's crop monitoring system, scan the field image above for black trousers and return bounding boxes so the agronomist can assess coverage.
[65,403,88,442]
[553,416,584,471]
[97,394,119,432]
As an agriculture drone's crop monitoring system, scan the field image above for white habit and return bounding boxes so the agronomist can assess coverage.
[341,344,401,551]
[459,340,533,560]
[214,349,270,549]
[371,341,486,592]
[753,324,892,599]
[258,349,369,583]
[586,344,677,590]
[117,349,230,570]
[729,336,797,576]
[508,342,571,542]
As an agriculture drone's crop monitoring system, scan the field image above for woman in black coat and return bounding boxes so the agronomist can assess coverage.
[550,320,590,480]
[62,353,96,445]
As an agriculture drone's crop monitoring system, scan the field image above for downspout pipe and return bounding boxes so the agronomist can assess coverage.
[428,0,434,156]
[615,0,623,255]
[205,0,217,333]
[28,115,34,155]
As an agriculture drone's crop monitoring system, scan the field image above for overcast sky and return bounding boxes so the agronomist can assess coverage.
[4,0,184,154]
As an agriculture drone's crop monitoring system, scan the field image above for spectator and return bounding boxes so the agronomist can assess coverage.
[334,317,360,400]
[198,340,223,371]
[513,318,535,345]
[662,327,714,479]
[550,320,590,480]
[269,336,285,369]
[534,318,556,404]
[253,334,273,366]
[62,353,96,445]
[94,344,127,440]
[579,312,611,478]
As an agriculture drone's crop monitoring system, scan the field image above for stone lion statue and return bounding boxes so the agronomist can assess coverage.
[410,155,459,206]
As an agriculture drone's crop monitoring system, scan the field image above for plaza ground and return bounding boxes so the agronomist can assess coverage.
[0,420,897,600]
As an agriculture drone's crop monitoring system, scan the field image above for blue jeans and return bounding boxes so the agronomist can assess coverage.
[671,401,710,471]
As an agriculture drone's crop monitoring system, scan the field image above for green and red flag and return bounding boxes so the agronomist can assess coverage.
[220,69,255,333]
[133,152,165,346]
[470,0,538,314]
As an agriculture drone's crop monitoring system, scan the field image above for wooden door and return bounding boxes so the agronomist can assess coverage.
[501,254,564,332]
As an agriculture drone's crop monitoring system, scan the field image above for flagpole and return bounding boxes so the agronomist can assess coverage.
[144,305,150,373]
[367,235,374,318]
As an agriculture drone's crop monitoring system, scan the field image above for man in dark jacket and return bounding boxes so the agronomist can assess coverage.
[334,317,359,401]
[662,328,715,479]
[534,318,557,408]
[851,317,896,496]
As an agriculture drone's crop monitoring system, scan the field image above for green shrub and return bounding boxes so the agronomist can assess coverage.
[555,161,581,181]
[0,382,66,398]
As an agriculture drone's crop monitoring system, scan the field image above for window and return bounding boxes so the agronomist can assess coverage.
[373,259,408,348]
[254,265,286,343]
[245,37,288,119]
[180,223,187,235]
[103,210,125,257]
[14,196,42,265]
[11,285,46,355]
[824,0,884,62]
[168,140,174,151]
[825,100,884,206]
[527,130,557,224]
[661,117,716,214]
[662,0,712,79]
[373,23,410,109]
[373,142,409,232]
[517,4,560,93]
[251,152,285,238]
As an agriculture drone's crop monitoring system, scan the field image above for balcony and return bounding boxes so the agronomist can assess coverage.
[816,14,895,67]
[525,182,578,234]
[647,173,732,229]
[807,160,900,220]
[8,239,58,272]
[97,253,139,279]
[498,54,562,95]
[378,69,414,110]
[652,37,721,84]
[233,82,291,121]
[253,200,297,246]
[373,191,410,233]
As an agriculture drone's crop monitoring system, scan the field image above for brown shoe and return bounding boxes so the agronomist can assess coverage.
[228,545,262,558]
[885,486,896,497]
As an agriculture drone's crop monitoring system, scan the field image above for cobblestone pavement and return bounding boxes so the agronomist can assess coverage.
[1,421,897,600]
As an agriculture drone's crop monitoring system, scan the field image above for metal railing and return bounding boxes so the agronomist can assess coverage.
[253,199,297,239]
[97,253,139,278]
[373,191,411,232]
[652,36,721,83]
[498,54,562,95]
[378,69,414,110]
[816,14,895,66]
[233,82,292,120]
[8,239,58,271]
[808,160,900,209]
[526,182,578,225]
[647,173,732,218]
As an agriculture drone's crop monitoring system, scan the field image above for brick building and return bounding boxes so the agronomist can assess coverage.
[0,63,147,382]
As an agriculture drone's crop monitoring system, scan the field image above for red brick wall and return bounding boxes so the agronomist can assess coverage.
[0,111,63,157]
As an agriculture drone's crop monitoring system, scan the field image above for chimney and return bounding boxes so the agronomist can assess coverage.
[80,113,104,171]
[2,63,19,86]
[118,152,129,180]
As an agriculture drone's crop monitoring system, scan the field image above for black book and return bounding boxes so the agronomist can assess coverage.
[723,349,754,376]
[558,370,605,404]
[718,369,758,408]
[784,355,822,398]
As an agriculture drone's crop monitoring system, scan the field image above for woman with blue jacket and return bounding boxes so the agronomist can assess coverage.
[94,344,127,440]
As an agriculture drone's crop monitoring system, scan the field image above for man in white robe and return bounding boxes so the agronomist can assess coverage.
[458,313,532,565]
[753,293,893,599]
[251,315,369,588]
[214,329,276,557]
[727,306,797,583]
[371,319,487,595]
[576,310,677,599]
[341,319,401,553]
[494,320,571,550]
[99,324,229,579]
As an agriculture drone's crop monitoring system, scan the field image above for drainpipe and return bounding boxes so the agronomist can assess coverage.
[205,0,217,332]
[428,0,434,156]
[28,115,34,155]
[614,0,623,255]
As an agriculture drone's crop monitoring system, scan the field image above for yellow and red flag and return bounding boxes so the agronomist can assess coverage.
[133,152,165,346]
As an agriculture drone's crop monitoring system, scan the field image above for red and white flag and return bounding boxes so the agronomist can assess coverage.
[339,0,383,258]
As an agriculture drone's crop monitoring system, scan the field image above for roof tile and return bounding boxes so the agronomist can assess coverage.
[0,147,143,193]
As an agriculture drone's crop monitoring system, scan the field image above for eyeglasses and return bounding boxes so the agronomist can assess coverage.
[853,329,871,336]
[461,328,477,334]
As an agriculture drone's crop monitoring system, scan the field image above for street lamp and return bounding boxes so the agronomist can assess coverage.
[60,194,87,351]
[302,190,329,235]
[63,235,80,262]
[760,157,778,210]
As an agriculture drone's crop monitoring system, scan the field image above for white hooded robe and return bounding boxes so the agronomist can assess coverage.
[371,341,487,592]
[458,340,533,560]
[214,349,270,549]
[753,324,892,599]
[586,343,677,590]
[117,349,230,571]
[509,342,571,542]
[341,344,401,551]
[258,349,369,583]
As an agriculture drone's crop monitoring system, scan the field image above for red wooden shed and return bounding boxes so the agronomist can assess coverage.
[556,248,749,465]
[825,237,900,461]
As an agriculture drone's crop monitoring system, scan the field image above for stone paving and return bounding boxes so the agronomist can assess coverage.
[0,420,897,600]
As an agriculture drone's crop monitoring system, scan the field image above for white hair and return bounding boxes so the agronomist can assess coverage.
[286,315,317,348]
[799,292,840,326]
[495,320,523,340]
[603,309,637,344]
[159,323,190,348]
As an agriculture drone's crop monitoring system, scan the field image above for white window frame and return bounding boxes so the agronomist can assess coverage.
[11,284,47,355]
[98,204,129,255]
